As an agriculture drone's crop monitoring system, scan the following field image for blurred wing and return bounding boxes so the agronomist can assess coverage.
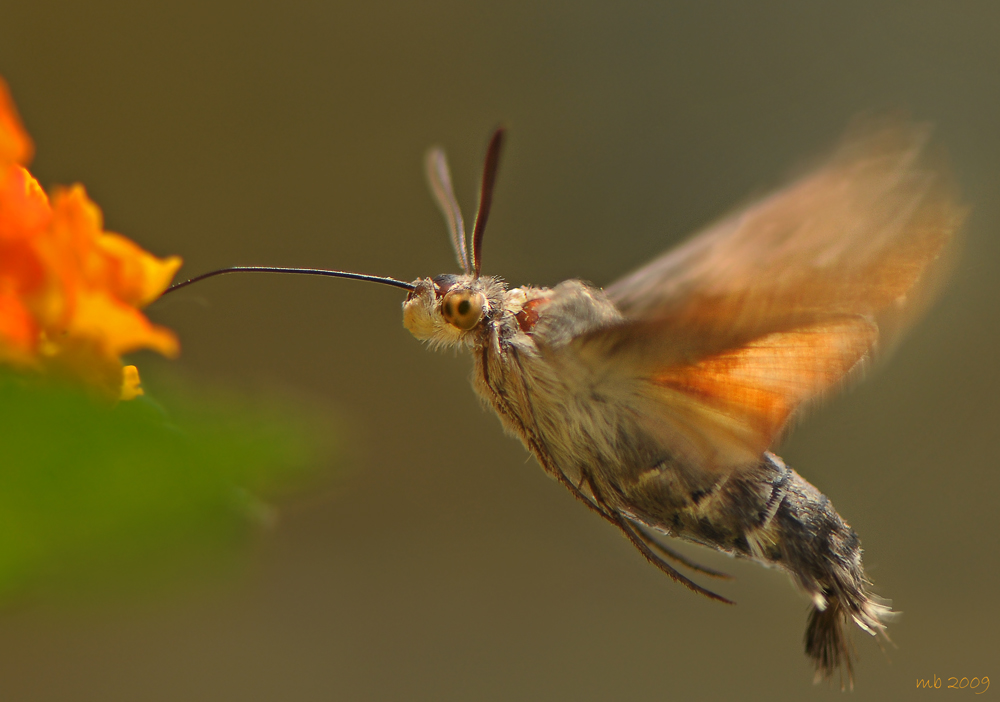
[589,118,964,471]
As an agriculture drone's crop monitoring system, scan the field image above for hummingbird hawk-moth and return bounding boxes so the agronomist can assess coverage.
[167,120,963,686]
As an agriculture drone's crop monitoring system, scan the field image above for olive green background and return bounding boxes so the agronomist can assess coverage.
[1,2,997,699]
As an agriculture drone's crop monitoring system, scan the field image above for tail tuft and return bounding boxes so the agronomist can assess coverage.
[805,595,893,689]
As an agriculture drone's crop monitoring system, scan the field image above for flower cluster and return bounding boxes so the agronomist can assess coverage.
[0,77,181,399]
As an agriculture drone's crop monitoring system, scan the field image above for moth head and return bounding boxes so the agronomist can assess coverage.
[160,129,508,352]
[404,128,506,348]
[403,274,489,346]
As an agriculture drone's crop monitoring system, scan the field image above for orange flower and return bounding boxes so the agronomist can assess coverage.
[0,78,32,166]
[0,76,181,399]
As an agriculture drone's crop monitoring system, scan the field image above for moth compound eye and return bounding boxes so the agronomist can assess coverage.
[440,290,485,330]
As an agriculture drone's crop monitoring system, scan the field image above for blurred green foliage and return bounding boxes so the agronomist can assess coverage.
[0,373,333,602]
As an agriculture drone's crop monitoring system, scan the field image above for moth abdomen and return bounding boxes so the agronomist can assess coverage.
[738,456,890,687]
[623,451,888,685]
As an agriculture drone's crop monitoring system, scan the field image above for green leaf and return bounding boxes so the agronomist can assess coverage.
[0,374,335,602]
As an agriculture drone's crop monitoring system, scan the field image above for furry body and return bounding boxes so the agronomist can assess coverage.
[402,120,959,685]
[404,276,889,683]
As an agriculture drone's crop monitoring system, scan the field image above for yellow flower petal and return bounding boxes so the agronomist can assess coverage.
[97,233,183,307]
[68,289,180,359]
[120,364,144,401]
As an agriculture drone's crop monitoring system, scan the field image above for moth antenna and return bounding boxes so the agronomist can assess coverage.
[471,126,506,277]
[161,266,416,296]
[425,147,470,273]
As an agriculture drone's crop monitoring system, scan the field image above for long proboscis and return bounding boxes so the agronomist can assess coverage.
[161,266,416,296]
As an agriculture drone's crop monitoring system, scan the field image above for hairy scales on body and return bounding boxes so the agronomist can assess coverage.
[405,272,890,684]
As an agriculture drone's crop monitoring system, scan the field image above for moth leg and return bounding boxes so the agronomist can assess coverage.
[633,524,733,580]
[610,512,734,604]
[574,473,734,604]
[524,437,733,602]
